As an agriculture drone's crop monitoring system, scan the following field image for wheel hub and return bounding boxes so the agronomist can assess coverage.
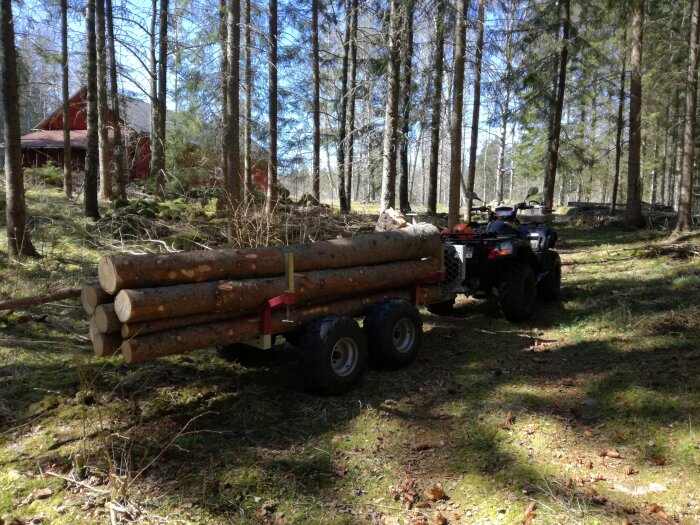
[331,337,359,377]
[392,318,415,354]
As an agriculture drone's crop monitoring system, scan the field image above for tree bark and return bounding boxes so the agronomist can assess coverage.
[610,28,627,215]
[398,0,415,213]
[61,0,72,199]
[148,0,159,195]
[465,0,485,220]
[155,0,168,202]
[85,0,100,219]
[265,0,278,214]
[244,0,253,204]
[344,0,359,211]
[106,0,125,200]
[625,0,645,227]
[121,286,443,363]
[225,0,241,214]
[98,222,441,293]
[337,0,352,213]
[379,0,402,213]
[114,258,438,323]
[542,0,570,211]
[312,0,321,202]
[426,0,446,214]
[219,0,228,204]
[1,0,38,256]
[448,0,467,227]
[96,0,111,200]
[676,0,700,232]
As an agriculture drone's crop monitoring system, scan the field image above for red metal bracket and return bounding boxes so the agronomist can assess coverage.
[261,292,297,335]
[412,272,445,305]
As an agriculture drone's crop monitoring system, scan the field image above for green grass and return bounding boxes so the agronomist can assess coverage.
[1,189,699,523]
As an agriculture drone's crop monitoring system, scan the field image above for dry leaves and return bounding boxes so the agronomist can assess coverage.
[423,484,447,502]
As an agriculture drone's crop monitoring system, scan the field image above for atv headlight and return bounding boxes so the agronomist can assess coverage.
[486,241,515,259]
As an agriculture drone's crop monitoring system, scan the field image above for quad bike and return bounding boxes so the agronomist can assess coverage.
[429,187,561,322]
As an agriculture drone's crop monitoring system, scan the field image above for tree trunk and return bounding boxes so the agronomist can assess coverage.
[542,0,570,211]
[337,0,352,213]
[106,0,125,200]
[344,0,359,211]
[219,0,228,204]
[155,0,168,202]
[114,258,437,324]
[659,96,671,206]
[99,222,440,293]
[496,0,511,205]
[611,28,627,215]
[650,133,659,204]
[148,0,159,196]
[426,0,446,214]
[225,0,241,212]
[311,0,320,202]
[96,0,111,200]
[398,0,415,213]
[61,0,72,199]
[1,0,39,260]
[676,0,700,232]
[379,0,402,213]
[121,286,443,363]
[85,0,100,219]
[448,0,467,227]
[244,0,253,204]
[265,0,278,214]
[626,1,645,227]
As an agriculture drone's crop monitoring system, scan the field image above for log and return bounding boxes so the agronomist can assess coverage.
[114,258,438,324]
[92,333,123,357]
[80,283,112,315]
[121,310,242,338]
[0,288,81,311]
[99,223,441,294]
[121,285,443,363]
[94,304,121,334]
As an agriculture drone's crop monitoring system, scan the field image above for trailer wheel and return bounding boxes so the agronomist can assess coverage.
[297,315,367,394]
[364,300,423,369]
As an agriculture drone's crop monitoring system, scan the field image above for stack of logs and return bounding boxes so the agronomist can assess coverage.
[83,223,444,364]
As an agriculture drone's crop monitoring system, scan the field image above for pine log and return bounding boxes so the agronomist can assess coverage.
[0,288,81,311]
[94,304,121,334]
[121,310,240,338]
[80,283,112,315]
[99,223,440,294]
[121,285,442,363]
[92,332,123,357]
[114,258,437,324]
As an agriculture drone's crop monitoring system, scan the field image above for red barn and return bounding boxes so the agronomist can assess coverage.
[20,87,152,180]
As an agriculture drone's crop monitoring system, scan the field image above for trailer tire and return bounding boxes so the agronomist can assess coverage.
[364,300,423,369]
[498,261,537,322]
[297,315,367,394]
[538,251,561,300]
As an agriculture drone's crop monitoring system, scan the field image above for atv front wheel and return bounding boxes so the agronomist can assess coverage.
[498,261,537,322]
[538,252,561,300]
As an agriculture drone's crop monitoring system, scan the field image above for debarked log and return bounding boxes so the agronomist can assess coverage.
[121,285,443,363]
[99,223,441,294]
[114,258,438,324]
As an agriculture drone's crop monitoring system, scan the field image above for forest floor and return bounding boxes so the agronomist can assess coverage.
[1,187,699,525]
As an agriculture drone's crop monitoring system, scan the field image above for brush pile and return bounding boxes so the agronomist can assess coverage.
[82,224,444,364]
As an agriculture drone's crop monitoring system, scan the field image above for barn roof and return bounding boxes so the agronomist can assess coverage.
[21,129,114,149]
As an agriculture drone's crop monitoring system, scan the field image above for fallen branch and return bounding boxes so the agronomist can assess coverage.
[0,288,81,311]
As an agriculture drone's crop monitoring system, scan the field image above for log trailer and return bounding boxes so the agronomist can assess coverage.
[83,224,446,394]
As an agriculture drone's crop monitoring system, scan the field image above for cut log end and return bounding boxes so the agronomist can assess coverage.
[80,283,112,315]
[94,303,121,334]
[98,256,121,295]
[113,290,133,323]
[93,333,123,357]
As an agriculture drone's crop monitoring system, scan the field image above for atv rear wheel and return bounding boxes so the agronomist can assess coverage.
[538,251,561,300]
[364,299,423,369]
[497,261,536,322]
